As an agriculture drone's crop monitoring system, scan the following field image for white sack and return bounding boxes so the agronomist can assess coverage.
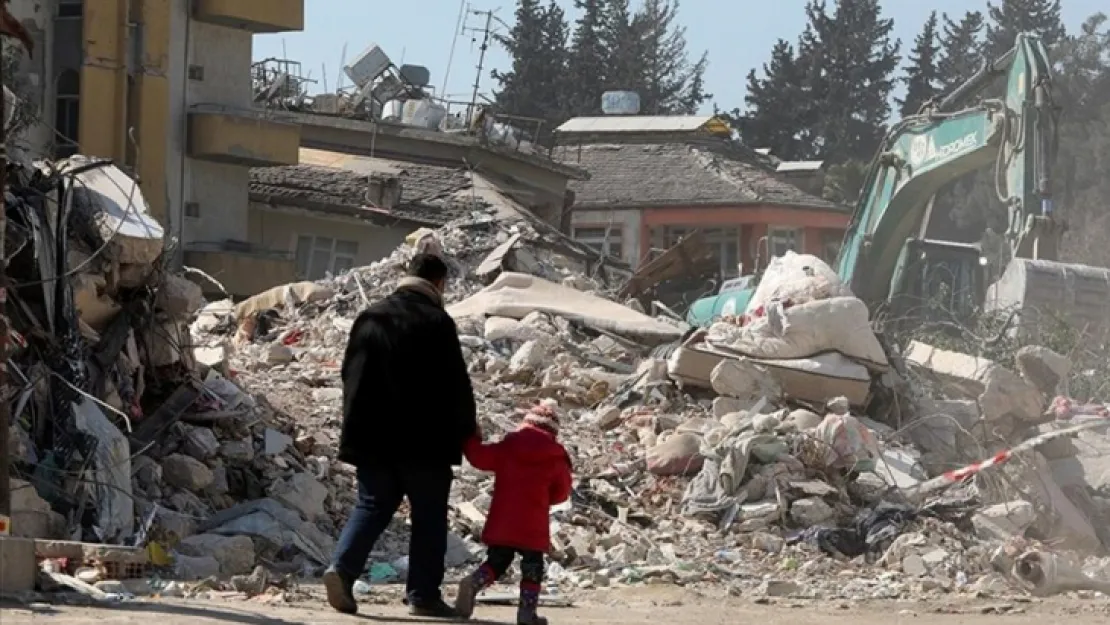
[706,296,888,369]
[746,251,851,315]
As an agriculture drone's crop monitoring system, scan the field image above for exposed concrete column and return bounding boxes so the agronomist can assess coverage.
[134,0,172,225]
[79,0,128,160]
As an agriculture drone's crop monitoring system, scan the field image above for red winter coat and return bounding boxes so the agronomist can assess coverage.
[463,424,573,552]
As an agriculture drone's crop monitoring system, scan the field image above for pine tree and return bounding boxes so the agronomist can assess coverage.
[566,0,608,116]
[985,0,1066,57]
[600,0,644,93]
[733,39,809,159]
[897,11,941,117]
[596,0,709,115]
[492,0,569,126]
[797,0,901,162]
[937,11,986,94]
[635,0,710,114]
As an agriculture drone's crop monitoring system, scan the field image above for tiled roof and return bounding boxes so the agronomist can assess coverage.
[553,139,843,211]
[249,162,475,225]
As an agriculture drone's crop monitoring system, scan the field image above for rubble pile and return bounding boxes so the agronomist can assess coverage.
[6,148,1110,602]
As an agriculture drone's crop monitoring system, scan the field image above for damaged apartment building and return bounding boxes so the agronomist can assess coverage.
[4,1,596,299]
[4,0,305,292]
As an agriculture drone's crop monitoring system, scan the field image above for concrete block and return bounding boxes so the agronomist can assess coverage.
[0,536,37,593]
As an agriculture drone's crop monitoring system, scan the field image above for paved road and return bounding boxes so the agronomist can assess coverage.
[3,585,1109,624]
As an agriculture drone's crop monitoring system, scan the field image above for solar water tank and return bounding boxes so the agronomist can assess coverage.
[601,91,641,115]
[344,44,391,87]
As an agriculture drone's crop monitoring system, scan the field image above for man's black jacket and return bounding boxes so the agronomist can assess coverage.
[338,286,477,468]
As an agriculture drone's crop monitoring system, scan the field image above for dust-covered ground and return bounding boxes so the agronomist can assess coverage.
[3,584,1109,625]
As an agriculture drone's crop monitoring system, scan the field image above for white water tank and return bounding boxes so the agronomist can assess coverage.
[601,91,641,115]
[381,99,404,120]
[401,99,448,129]
[344,44,391,88]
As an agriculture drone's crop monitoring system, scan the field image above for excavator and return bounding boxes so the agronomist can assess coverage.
[685,32,1105,333]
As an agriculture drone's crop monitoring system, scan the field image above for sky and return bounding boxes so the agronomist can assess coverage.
[253,0,1103,115]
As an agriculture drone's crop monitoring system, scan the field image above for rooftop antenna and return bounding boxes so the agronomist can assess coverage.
[442,0,467,97]
[321,63,328,93]
[336,42,348,93]
[462,6,498,123]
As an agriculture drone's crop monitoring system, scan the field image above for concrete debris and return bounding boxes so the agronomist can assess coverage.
[8,152,1110,604]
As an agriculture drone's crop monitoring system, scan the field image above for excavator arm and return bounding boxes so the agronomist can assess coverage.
[835,32,1062,312]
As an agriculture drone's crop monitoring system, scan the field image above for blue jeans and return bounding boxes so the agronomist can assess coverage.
[331,465,453,605]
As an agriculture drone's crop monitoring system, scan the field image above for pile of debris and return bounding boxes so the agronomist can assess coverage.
[6,147,1110,602]
[181,223,1110,598]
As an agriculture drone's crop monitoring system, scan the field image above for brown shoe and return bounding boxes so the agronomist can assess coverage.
[323,567,358,615]
[455,575,480,618]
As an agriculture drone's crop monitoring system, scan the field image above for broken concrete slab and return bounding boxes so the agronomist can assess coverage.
[0,536,37,593]
[61,156,165,266]
[904,341,1044,424]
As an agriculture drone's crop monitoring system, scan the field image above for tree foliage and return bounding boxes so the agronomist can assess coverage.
[726,39,809,160]
[985,0,1066,57]
[492,0,571,128]
[494,0,710,128]
[936,11,986,93]
[897,11,941,117]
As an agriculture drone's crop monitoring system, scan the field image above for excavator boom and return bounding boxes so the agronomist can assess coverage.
[684,33,1097,331]
[836,32,1063,312]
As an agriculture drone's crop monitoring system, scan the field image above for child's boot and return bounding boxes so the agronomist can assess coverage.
[516,581,547,625]
[455,563,496,618]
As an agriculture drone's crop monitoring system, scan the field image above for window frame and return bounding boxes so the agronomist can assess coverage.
[767,226,803,258]
[573,225,623,261]
[295,235,359,279]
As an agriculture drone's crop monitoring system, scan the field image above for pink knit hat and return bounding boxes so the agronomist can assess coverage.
[521,398,560,434]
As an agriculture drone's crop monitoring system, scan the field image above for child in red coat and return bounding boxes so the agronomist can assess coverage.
[455,399,573,624]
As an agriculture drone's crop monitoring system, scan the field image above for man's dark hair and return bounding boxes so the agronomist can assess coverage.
[407,253,449,283]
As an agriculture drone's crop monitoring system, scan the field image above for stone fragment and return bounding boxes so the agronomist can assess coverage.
[311,387,343,402]
[263,428,293,456]
[220,437,255,463]
[509,340,549,372]
[269,472,328,520]
[177,533,255,575]
[1015,345,1071,396]
[132,455,162,489]
[266,344,294,364]
[9,479,65,539]
[182,426,220,460]
[902,554,927,577]
[757,579,801,597]
[712,396,745,418]
[789,497,835,526]
[972,501,1036,541]
[162,454,215,491]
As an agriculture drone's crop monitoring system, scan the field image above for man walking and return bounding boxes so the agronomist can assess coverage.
[324,253,477,617]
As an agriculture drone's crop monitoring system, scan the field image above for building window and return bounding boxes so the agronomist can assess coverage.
[184,202,200,218]
[295,236,359,280]
[704,228,740,277]
[822,230,842,265]
[768,227,802,257]
[573,226,623,260]
[54,69,80,158]
[57,1,82,18]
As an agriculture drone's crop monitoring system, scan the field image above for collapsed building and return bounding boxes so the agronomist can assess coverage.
[3,142,1110,602]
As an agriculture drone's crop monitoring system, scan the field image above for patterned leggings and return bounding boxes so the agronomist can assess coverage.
[471,545,544,607]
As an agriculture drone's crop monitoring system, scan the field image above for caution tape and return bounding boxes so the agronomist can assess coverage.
[903,413,1110,503]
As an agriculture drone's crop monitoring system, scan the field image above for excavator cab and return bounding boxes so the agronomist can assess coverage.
[885,238,987,329]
